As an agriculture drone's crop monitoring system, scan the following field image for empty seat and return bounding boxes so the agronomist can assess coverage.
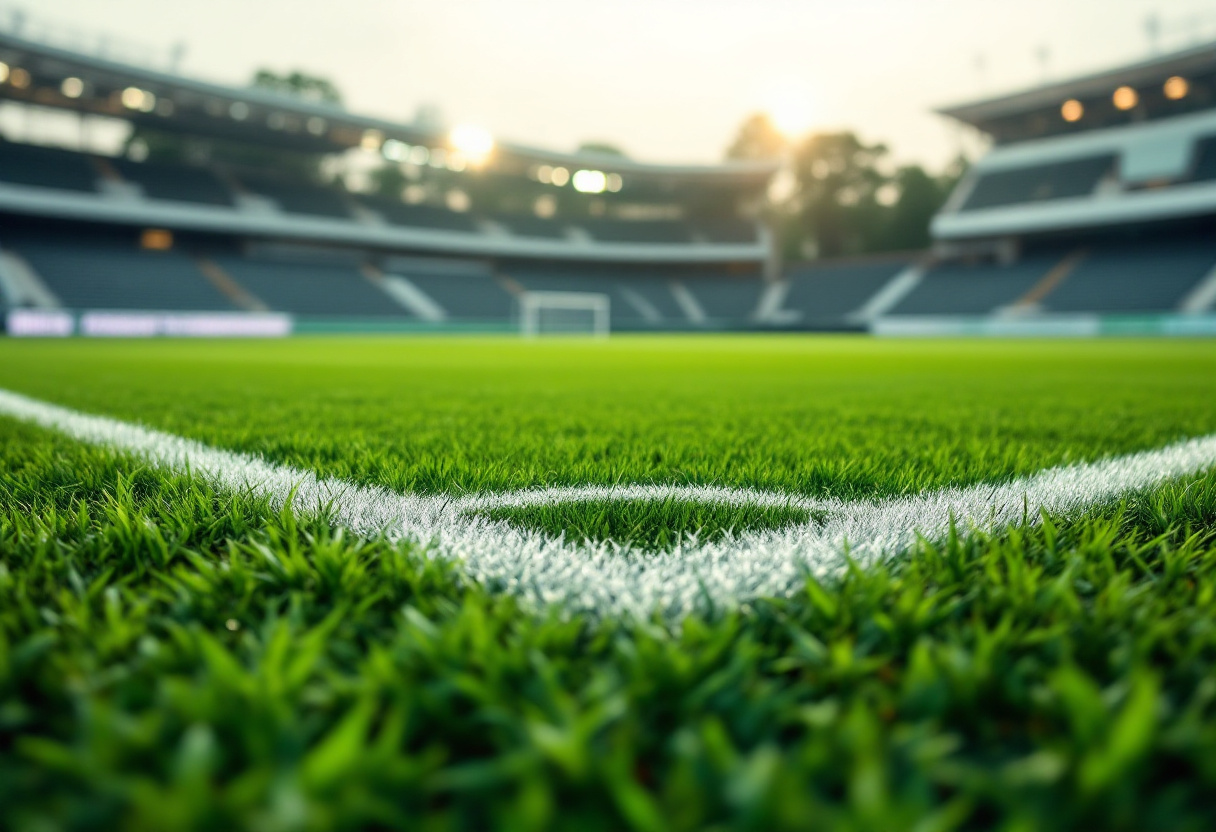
[500,215,570,240]
[684,278,764,320]
[114,159,234,206]
[582,218,695,244]
[1044,242,1216,313]
[358,196,481,233]
[961,155,1116,211]
[15,243,233,310]
[783,260,910,323]
[394,271,515,320]
[0,143,98,193]
[693,218,759,244]
[891,255,1060,315]
[237,174,352,218]
[215,257,400,316]
[1192,135,1216,183]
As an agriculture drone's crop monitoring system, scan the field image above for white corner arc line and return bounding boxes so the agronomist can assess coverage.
[2,386,1216,619]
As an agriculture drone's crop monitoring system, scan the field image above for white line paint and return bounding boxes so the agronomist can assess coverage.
[1179,261,1216,314]
[849,264,925,323]
[2,386,1215,619]
[669,281,708,324]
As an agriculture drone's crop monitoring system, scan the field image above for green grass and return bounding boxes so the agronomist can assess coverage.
[2,335,1216,831]
[474,499,814,551]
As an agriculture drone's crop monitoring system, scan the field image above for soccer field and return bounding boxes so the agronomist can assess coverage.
[2,336,1216,830]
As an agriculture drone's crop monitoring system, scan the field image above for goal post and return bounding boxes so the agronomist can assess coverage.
[519,291,610,338]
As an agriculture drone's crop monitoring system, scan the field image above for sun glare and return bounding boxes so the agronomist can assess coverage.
[765,89,815,137]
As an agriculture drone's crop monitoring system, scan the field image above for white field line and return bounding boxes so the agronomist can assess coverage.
[2,386,1216,619]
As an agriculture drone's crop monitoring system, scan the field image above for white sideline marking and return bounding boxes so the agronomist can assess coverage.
[2,386,1216,619]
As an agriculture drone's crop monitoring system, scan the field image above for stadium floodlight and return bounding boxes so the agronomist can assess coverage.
[361,129,384,151]
[572,169,608,194]
[551,166,570,186]
[0,62,8,83]
[519,291,610,338]
[60,77,84,98]
[449,124,494,165]
[1113,85,1139,111]
[1164,76,1189,100]
[1061,99,1084,122]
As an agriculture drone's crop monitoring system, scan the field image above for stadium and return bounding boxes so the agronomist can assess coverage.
[1,2,1216,830]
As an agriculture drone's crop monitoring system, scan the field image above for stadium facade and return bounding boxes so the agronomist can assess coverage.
[0,19,1214,336]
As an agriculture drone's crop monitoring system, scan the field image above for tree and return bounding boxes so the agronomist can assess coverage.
[790,131,890,258]
[250,69,343,106]
[725,113,787,161]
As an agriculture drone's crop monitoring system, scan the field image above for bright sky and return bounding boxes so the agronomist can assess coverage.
[24,0,1216,168]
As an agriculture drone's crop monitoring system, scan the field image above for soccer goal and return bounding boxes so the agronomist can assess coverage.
[519,291,610,338]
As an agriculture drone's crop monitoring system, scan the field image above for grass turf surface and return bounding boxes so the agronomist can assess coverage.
[1,335,1216,830]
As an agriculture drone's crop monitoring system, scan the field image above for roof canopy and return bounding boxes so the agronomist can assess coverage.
[0,30,777,189]
[938,40,1216,145]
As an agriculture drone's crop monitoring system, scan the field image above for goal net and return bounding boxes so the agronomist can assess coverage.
[519,291,610,337]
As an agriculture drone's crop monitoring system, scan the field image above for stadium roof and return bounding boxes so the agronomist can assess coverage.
[938,39,1216,144]
[0,29,777,185]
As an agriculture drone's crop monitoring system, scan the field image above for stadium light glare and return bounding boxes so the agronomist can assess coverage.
[306,116,327,135]
[606,173,623,193]
[408,145,430,166]
[229,101,249,120]
[572,170,608,194]
[140,229,174,251]
[535,164,554,184]
[9,66,29,89]
[446,152,468,172]
[1112,85,1139,111]
[361,129,384,151]
[1060,99,1084,122]
[0,62,8,83]
[60,77,84,98]
[120,86,146,109]
[550,166,570,187]
[764,87,815,137]
[449,124,494,164]
[1164,76,1189,100]
[382,138,408,161]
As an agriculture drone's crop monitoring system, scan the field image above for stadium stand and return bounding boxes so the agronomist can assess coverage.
[960,155,1116,211]
[355,196,482,234]
[213,256,399,317]
[0,142,99,193]
[1040,240,1216,313]
[12,241,234,311]
[1193,135,1216,182]
[782,259,911,324]
[582,218,696,244]
[113,159,235,207]
[890,254,1064,316]
[498,215,572,240]
[382,259,516,321]
[233,172,354,219]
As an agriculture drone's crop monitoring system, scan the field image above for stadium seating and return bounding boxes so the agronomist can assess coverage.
[386,264,516,321]
[499,215,571,240]
[114,159,234,206]
[692,217,760,243]
[13,242,233,310]
[582,218,696,244]
[683,277,764,320]
[357,196,481,233]
[0,142,99,193]
[1041,240,1216,313]
[782,259,910,324]
[213,256,401,316]
[961,155,1116,211]
[890,254,1062,316]
[1192,135,1216,182]
[234,172,354,219]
